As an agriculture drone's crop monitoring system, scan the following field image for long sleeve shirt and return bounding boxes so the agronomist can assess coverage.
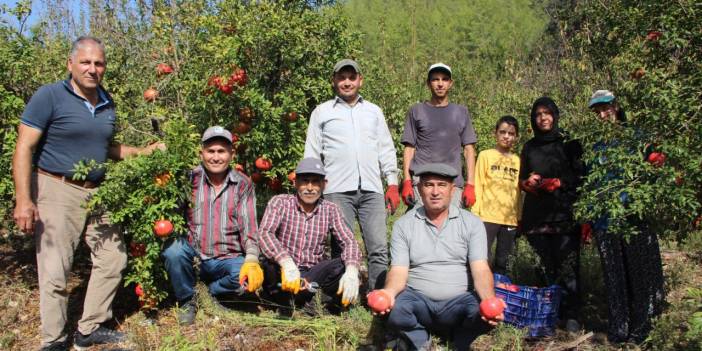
[258,194,361,269]
[304,96,398,194]
[187,165,259,259]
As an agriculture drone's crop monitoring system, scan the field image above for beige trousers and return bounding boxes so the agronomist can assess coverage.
[34,173,127,346]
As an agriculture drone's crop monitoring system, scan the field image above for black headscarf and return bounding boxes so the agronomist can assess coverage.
[530,97,562,142]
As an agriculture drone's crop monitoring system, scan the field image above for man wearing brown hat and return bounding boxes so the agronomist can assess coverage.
[161,126,263,325]
[304,59,400,291]
[258,157,362,314]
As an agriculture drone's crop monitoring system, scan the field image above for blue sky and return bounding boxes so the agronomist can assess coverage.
[1,0,82,32]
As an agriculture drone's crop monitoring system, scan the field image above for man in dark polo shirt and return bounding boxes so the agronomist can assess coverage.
[12,36,164,351]
[400,63,478,211]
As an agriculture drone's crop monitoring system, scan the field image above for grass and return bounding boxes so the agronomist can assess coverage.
[1,211,702,350]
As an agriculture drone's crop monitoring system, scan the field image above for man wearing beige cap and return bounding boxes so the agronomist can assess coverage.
[400,63,478,211]
[304,58,400,291]
[161,126,263,326]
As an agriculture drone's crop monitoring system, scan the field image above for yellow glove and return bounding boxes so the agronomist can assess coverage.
[239,254,263,293]
[279,257,301,294]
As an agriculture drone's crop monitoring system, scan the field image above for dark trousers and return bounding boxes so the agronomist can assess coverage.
[261,257,345,305]
[484,222,517,275]
[387,288,490,351]
[527,230,580,320]
[594,226,665,343]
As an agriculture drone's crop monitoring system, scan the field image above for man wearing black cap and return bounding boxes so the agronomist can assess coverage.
[161,126,263,325]
[400,63,478,211]
[258,157,362,314]
[371,163,501,350]
[304,58,400,291]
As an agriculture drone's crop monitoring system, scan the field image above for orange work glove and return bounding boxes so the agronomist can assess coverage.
[580,223,592,245]
[520,173,542,194]
[539,178,561,192]
[401,179,415,207]
[385,185,400,214]
[462,184,476,207]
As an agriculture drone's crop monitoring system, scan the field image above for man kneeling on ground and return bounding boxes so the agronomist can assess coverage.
[161,126,263,325]
[372,163,503,350]
[258,157,362,315]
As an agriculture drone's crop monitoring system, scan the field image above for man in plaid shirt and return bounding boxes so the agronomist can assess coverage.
[161,126,264,325]
[258,157,362,313]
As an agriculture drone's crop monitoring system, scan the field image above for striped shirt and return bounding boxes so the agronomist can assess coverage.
[187,165,259,259]
[258,194,361,269]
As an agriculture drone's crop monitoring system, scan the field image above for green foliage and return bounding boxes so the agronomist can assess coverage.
[86,117,200,304]
[0,0,360,303]
[551,0,702,240]
[0,6,33,225]
[82,0,360,214]
[646,259,702,350]
[345,0,547,156]
[78,0,357,303]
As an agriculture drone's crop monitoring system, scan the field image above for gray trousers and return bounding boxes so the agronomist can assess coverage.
[324,190,388,290]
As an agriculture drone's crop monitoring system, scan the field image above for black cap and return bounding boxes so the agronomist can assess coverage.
[414,163,459,179]
[295,157,326,177]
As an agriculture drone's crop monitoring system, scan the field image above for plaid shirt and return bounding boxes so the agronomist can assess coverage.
[258,194,361,269]
[187,165,259,259]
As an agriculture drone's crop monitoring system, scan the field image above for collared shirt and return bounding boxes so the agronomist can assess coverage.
[390,205,487,300]
[258,194,361,269]
[304,96,399,194]
[187,165,259,259]
[21,77,116,183]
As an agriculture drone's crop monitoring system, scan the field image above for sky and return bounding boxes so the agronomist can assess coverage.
[0,0,83,33]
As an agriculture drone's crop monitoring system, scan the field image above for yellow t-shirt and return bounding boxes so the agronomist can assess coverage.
[472,148,521,226]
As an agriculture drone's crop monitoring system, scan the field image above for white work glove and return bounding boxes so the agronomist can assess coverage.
[279,257,301,294]
[336,265,359,306]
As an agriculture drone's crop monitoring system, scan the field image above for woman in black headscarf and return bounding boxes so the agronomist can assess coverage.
[519,97,585,332]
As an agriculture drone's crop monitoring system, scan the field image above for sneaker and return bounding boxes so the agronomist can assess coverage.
[178,299,197,325]
[40,341,67,351]
[73,326,126,350]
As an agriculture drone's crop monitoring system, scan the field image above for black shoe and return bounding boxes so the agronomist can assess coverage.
[302,298,321,317]
[40,341,67,351]
[277,305,294,318]
[178,299,197,325]
[73,326,126,350]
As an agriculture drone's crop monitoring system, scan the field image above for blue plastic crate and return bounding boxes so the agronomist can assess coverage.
[493,274,562,337]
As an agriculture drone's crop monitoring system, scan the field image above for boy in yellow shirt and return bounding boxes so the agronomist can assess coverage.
[472,116,521,274]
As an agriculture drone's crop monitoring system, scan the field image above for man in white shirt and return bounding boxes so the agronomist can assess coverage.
[304,59,400,290]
